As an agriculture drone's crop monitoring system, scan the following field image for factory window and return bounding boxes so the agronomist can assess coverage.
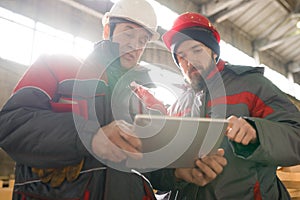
[0,7,93,66]
[31,22,74,62]
[0,7,34,65]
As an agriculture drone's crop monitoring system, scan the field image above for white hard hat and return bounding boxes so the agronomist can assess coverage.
[102,0,160,41]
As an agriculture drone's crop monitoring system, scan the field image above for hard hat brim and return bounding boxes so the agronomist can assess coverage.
[103,12,160,41]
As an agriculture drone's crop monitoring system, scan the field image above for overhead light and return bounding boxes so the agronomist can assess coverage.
[297,21,300,29]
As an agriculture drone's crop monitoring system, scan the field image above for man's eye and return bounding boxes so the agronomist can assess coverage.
[177,55,186,62]
[194,48,203,53]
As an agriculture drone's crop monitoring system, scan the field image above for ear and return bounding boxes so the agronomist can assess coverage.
[213,53,218,63]
[103,23,110,40]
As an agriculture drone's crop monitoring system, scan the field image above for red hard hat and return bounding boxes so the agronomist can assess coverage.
[162,12,220,50]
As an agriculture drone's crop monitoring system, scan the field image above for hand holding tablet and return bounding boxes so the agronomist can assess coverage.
[126,114,228,169]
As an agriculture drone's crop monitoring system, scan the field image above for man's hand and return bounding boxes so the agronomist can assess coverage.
[226,116,257,145]
[91,120,142,163]
[174,149,227,187]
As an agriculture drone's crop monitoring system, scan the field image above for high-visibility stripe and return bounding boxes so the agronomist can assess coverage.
[208,91,274,118]
[83,190,90,200]
[254,181,262,200]
[14,55,82,99]
[171,108,191,117]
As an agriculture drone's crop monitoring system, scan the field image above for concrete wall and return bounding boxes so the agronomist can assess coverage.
[0,59,26,178]
[0,59,27,108]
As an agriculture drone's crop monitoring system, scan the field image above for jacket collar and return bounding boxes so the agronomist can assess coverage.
[206,59,226,80]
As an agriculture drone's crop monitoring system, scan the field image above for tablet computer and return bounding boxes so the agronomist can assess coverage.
[126,114,228,169]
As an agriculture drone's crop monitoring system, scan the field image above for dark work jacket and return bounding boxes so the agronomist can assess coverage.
[149,60,300,200]
[0,40,156,200]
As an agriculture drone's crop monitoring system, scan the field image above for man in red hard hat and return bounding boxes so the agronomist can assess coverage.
[150,12,300,200]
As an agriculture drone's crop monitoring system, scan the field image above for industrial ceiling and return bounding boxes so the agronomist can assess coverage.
[1,0,300,86]
[155,0,300,85]
[71,0,300,85]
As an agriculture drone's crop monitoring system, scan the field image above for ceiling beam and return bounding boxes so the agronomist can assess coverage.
[57,0,104,19]
[296,0,300,12]
[212,0,257,23]
[276,0,295,12]
[257,14,290,40]
[201,0,242,17]
[252,1,300,49]
[288,62,300,73]
[255,29,300,51]
[154,0,198,14]
[190,0,212,4]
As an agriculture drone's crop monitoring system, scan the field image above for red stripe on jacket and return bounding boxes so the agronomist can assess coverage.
[13,55,82,98]
[207,59,226,80]
[208,91,274,118]
[254,181,262,200]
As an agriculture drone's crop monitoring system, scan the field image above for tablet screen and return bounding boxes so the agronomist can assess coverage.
[126,114,228,169]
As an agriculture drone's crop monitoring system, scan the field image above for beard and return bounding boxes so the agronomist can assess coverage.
[189,59,216,92]
[190,72,205,91]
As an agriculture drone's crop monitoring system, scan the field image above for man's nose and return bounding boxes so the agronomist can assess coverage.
[187,60,194,69]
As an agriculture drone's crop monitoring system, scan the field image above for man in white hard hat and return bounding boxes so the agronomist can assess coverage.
[0,0,159,199]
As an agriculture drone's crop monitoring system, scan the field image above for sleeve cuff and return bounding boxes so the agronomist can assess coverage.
[230,117,260,158]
